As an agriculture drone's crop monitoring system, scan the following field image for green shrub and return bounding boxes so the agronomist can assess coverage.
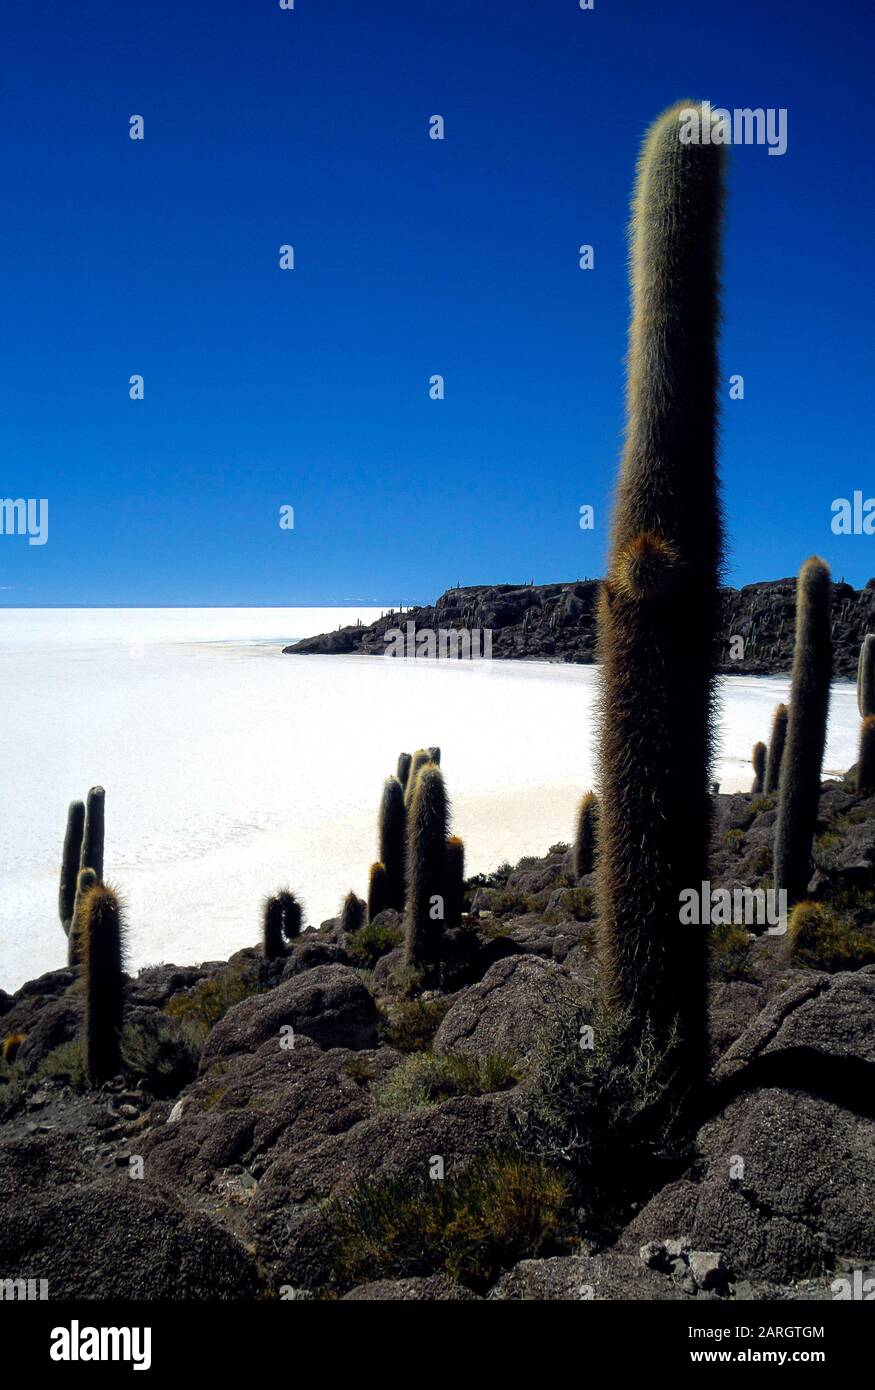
[35,1040,87,1089]
[709,921,752,981]
[347,921,402,968]
[165,965,265,1049]
[375,1051,521,1112]
[327,1151,569,1291]
[721,829,746,856]
[380,997,452,1052]
[120,1013,198,1096]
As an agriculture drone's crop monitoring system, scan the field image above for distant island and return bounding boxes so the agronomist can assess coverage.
[284,578,875,678]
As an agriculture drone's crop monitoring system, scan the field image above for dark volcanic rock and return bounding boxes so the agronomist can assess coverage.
[343,1274,482,1300]
[284,578,875,677]
[433,955,575,1060]
[200,964,377,1064]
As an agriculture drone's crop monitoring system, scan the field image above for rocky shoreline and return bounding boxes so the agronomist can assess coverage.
[2,774,874,1300]
[284,578,875,678]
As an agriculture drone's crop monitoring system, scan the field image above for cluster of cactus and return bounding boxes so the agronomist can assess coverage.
[262,890,303,959]
[594,101,726,1094]
[773,558,833,902]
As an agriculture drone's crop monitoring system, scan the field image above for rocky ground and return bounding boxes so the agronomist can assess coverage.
[285,578,875,677]
[1,777,874,1301]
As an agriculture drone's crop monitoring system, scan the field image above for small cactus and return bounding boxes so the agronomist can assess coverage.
[445,836,465,929]
[59,800,85,934]
[79,883,126,1085]
[857,715,875,793]
[572,792,598,878]
[396,752,412,791]
[404,764,448,974]
[764,704,789,794]
[69,867,98,968]
[277,890,303,943]
[262,895,287,960]
[80,785,105,882]
[367,862,389,922]
[857,634,875,717]
[378,776,407,911]
[340,891,366,935]
[751,742,767,795]
[774,557,833,903]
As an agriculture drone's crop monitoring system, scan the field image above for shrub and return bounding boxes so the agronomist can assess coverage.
[380,997,452,1052]
[709,922,752,981]
[786,901,875,973]
[165,965,265,1050]
[374,1051,521,1112]
[346,921,402,968]
[327,1151,569,1291]
[120,1013,198,1096]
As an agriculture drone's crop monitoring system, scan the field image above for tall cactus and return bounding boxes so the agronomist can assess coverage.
[773,558,833,902]
[367,862,388,922]
[764,703,789,794]
[572,792,598,878]
[69,867,97,968]
[378,776,407,910]
[262,895,289,960]
[79,883,126,1085]
[80,785,105,882]
[857,634,875,718]
[595,102,726,1088]
[277,890,303,943]
[751,742,767,795]
[445,836,465,929]
[404,764,448,974]
[59,800,85,935]
[856,715,875,794]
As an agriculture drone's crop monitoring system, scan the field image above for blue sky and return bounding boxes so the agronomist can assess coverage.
[1,0,873,606]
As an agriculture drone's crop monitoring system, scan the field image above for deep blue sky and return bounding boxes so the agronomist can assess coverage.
[1,0,873,606]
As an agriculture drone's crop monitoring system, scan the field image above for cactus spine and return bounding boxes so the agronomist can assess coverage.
[751,742,767,795]
[773,557,833,903]
[59,800,85,934]
[857,634,875,718]
[572,792,598,878]
[80,785,105,882]
[595,102,726,1088]
[764,703,789,794]
[378,776,407,910]
[857,715,875,793]
[367,862,388,922]
[80,884,126,1085]
[445,836,465,929]
[404,764,448,974]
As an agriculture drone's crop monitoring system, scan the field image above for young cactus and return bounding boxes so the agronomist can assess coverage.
[340,891,366,935]
[405,764,449,974]
[751,742,767,795]
[367,862,389,922]
[595,102,726,1092]
[857,634,875,718]
[856,715,875,793]
[80,785,106,882]
[69,867,98,968]
[572,792,598,879]
[79,883,126,1085]
[773,558,833,903]
[445,836,465,929]
[378,776,407,911]
[764,703,789,794]
[59,800,85,934]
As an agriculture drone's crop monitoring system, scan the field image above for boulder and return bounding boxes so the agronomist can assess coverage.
[433,955,575,1060]
[200,965,377,1064]
[343,1274,481,1300]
